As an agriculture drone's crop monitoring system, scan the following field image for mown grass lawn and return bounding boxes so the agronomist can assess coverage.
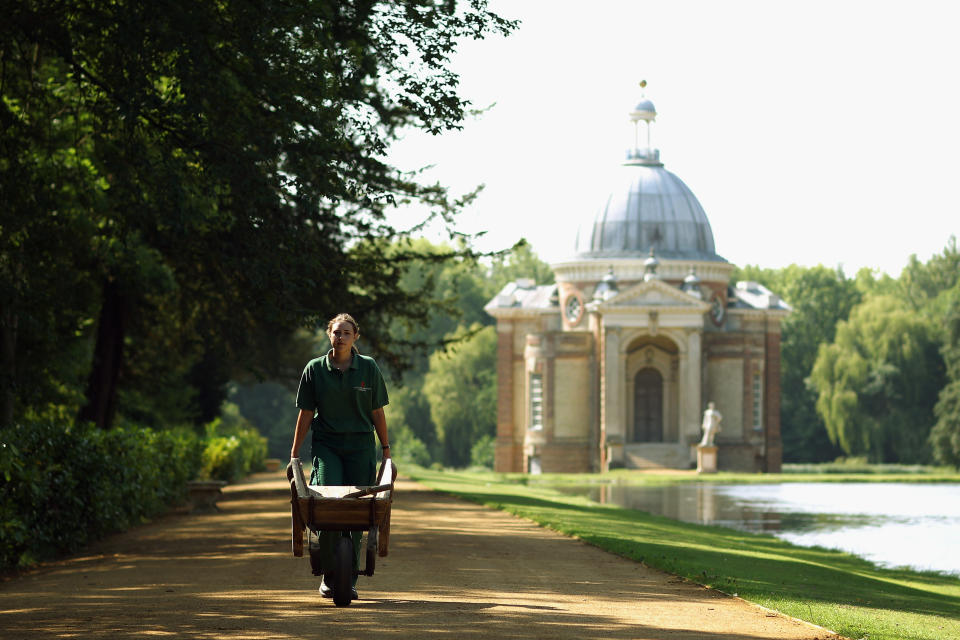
[408,468,960,640]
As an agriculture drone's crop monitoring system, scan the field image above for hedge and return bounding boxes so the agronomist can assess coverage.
[199,418,268,482]
[0,420,266,570]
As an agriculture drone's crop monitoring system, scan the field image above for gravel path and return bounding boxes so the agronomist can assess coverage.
[0,472,844,639]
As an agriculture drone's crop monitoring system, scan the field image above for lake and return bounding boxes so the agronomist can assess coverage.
[554,482,960,576]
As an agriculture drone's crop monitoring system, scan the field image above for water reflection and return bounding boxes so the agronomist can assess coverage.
[556,482,960,575]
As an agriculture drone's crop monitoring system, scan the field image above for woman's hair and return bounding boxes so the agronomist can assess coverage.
[327,313,360,353]
[327,313,359,335]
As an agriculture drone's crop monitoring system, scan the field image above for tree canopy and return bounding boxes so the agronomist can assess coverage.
[1,0,516,428]
[810,295,945,462]
[377,238,552,467]
[422,323,497,467]
[929,284,960,466]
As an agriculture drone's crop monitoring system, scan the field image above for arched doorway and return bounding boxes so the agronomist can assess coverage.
[633,368,663,442]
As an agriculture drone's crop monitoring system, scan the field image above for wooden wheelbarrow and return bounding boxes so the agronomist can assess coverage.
[286,457,397,606]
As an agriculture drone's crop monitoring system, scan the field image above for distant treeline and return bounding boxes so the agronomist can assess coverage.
[735,237,960,466]
[235,237,960,469]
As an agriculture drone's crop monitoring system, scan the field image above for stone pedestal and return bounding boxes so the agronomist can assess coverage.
[604,435,625,471]
[187,480,226,512]
[697,445,718,474]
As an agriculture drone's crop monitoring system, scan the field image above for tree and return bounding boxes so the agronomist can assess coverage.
[811,295,945,462]
[930,285,960,466]
[384,237,496,378]
[0,35,102,425]
[370,239,554,466]
[227,382,299,460]
[383,237,554,381]
[387,384,439,453]
[383,386,436,466]
[371,237,492,466]
[487,240,555,295]
[931,380,960,467]
[1,1,517,427]
[898,236,960,315]
[731,264,858,462]
[774,266,860,462]
[423,324,497,467]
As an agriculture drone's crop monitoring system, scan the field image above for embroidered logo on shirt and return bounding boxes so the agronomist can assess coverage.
[353,381,370,392]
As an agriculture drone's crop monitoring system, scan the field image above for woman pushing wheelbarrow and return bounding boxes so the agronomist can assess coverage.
[288,313,396,606]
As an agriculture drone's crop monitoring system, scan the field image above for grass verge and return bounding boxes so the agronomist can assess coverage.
[408,467,960,640]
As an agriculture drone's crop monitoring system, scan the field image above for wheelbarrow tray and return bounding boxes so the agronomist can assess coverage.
[287,458,396,558]
[294,490,391,530]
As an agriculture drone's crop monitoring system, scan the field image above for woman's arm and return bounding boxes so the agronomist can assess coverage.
[290,409,313,458]
[372,407,390,459]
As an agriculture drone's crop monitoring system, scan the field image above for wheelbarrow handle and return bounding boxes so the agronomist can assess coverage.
[342,482,393,499]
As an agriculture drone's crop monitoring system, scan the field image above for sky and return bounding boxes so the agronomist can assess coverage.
[386,0,960,276]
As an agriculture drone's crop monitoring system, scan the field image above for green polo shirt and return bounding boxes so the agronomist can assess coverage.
[295,351,389,434]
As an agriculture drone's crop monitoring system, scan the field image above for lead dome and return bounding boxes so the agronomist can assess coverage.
[574,94,724,262]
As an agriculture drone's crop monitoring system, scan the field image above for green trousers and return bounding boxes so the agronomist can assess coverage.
[310,431,377,587]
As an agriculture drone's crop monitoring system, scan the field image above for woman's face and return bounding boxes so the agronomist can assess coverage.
[328,321,358,353]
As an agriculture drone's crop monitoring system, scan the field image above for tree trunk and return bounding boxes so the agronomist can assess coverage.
[79,280,127,428]
[0,308,16,427]
[190,347,230,425]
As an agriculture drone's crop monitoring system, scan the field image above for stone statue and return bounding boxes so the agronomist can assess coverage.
[699,402,722,447]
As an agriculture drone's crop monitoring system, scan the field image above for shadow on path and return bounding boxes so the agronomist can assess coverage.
[0,474,841,640]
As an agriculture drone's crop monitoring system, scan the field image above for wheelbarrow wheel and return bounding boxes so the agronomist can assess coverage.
[332,536,354,607]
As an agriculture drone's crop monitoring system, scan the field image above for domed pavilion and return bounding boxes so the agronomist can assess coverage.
[485,89,789,473]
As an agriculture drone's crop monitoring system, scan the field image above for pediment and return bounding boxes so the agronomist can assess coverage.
[600,279,710,311]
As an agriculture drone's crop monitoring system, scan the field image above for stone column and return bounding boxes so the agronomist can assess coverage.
[603,327,623,465]
[495,322,517,472]
[523,334,546,470]
[682,330,703,442]
[764,327,783,473]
